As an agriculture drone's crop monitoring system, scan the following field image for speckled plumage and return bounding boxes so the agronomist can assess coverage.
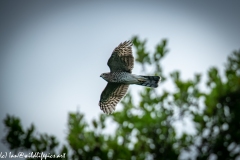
[99,41,161,114]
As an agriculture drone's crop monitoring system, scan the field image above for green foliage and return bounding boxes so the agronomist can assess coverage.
[2,115,67,160]
[2,37,240,160]
[194,51,240,160]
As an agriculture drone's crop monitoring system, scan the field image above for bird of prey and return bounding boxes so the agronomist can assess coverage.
[99,41,160,114]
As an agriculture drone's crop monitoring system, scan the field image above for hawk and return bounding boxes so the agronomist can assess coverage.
[99,41,161,114]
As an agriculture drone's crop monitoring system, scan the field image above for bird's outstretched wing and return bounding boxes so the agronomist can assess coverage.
[99,83,129,114]
[107,41,134,73]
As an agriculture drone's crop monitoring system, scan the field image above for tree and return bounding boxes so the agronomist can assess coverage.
[2,36,240,160]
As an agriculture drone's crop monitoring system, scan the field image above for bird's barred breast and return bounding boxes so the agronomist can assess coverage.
[110,72,138,84]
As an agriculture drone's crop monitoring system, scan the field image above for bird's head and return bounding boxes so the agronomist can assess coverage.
[100,72,110,81]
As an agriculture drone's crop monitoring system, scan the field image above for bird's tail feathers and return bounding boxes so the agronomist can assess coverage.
[137,75,161,88]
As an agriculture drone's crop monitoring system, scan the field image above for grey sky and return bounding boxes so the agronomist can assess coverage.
[0,0,240,153]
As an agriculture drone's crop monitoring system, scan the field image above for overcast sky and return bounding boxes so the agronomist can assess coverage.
[0,0,240,154]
